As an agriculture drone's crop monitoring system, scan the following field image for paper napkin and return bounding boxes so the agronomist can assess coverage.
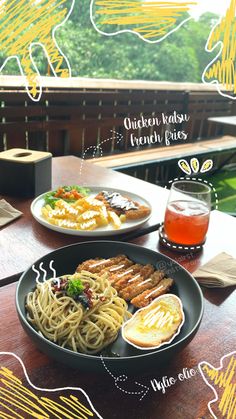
[0,199,22,227]
[193,252,236,288]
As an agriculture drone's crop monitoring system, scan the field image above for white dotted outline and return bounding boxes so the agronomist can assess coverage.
[161,176,218,251]
[100,355,149,401]
[167,177,218,210]
[79,130,123,176]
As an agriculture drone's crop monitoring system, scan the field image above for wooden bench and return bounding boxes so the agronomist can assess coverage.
[0,77,235,183]
[0,77,233,153]
[88,136,236,169]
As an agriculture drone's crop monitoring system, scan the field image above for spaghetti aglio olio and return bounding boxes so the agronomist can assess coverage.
[26,271,130,354]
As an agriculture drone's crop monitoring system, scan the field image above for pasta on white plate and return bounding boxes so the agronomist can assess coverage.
[26,271,130,355]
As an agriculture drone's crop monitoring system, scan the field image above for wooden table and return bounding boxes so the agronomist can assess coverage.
[0,156,236,419]
[0,156,169,284]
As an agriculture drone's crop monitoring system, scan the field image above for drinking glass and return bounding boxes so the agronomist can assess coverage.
[164,180,211,246]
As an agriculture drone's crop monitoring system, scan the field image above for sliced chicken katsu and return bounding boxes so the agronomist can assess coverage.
[99,258,134,276]
[131,278,174,308]
[119,270,165,301]
[76,255,175,309]
[95,191,151,220]
[114,264,155,291]
[76,255,127,273]
[109,264,145,286]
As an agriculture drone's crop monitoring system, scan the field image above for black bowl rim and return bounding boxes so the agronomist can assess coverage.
[16,240,204,361]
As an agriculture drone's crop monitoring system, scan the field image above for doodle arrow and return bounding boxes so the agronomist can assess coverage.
[100,355,150,401]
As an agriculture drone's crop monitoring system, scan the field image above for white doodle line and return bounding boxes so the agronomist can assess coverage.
[202,3,236,100]
[79,130,123,176]
[167,176,219,210]
[121,294,185,351]
[100,355,150,401]
[198,350,236,419]
[32,260,57,284]
[0,0,75,102]
[161,175,218,251]
[90,0,194,44]
[30,260,150,402]
[178,158,213,175]
[0,351,103,419]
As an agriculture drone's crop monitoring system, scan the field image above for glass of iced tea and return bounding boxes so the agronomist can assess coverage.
[164,180,211,246]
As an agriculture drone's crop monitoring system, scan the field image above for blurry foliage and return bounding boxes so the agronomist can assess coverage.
[0,0,219,83]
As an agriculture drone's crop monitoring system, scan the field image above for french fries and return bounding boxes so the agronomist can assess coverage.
[41,197,125,231]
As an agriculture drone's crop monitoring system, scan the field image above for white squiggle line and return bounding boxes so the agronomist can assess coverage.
[90,0,193,44]
[201,5,236,100]
[49,260,57,279]
[0,0,75,102]
[32,265,41,284]
[79,130,123,176]
[0,351,103,419]
[121,294,185,351]
[39,262,47,282]
[198,351,236,419]
[100,355,149,401]
[167,176,218,210]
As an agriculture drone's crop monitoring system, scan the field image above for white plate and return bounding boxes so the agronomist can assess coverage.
[31,187,152,236]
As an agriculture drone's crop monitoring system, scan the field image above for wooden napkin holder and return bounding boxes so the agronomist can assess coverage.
[0,148,52,197]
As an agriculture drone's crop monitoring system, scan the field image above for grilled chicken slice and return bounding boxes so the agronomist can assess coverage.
[76,255,127,273]
[131,278,174,308]
[115,264,155,292]
[120,271,165,301]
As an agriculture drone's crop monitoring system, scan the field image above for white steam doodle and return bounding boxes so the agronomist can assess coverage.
[32,260,57,284]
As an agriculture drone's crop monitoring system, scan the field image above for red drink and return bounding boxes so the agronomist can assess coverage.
[164,200,210,245]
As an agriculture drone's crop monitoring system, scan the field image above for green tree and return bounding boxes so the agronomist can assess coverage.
[0,0,220,84]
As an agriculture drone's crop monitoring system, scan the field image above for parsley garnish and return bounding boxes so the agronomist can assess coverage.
[66,278,84,298]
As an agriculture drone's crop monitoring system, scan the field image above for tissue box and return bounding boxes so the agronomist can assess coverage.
[0,148,52,197]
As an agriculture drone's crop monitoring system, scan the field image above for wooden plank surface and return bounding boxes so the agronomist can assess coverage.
[0,75,228,91]
[89,136,236,168]
[0,220,235,418]
[1,156,236,284]
[0,156,169,283]
[1,154,236,418]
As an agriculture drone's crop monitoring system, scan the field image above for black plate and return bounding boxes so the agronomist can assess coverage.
[16,241,203,374]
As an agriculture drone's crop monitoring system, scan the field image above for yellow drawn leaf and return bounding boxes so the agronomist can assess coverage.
[178,159,191,175]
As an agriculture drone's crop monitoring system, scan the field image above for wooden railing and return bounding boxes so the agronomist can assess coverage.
[0,76,234,158]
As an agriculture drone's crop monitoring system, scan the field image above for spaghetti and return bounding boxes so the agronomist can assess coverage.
[26,271,130,354]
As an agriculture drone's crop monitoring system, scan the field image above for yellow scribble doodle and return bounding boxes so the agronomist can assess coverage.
[0,366,99,419]
[0,0,74,101]
[199,352,236,419]
[91,1,197,42]
[203,0,236,98]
